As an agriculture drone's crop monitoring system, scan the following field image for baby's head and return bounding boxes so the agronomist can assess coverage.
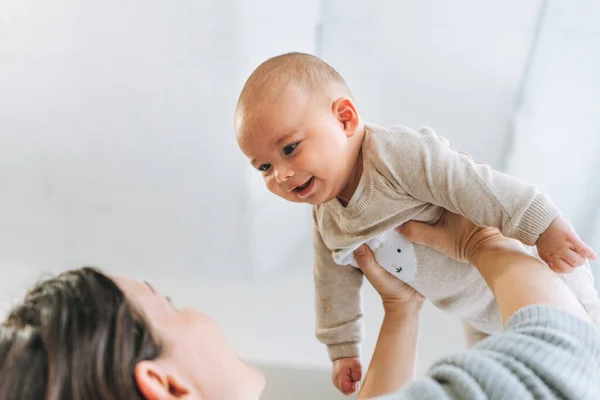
[235,52,364,206]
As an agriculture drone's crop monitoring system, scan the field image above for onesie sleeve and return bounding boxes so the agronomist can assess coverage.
[312,208,365,360]
[382,126,560,245]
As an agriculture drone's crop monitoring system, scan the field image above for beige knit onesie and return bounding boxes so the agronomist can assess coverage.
[313,123,600,361]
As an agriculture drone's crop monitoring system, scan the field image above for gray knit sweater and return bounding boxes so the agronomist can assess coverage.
[373,306,600,399]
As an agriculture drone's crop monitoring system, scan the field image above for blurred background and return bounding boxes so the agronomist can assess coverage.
[1,1,599,398]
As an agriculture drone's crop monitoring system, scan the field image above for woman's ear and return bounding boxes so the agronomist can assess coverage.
[332,97,360,137]
[134,360,195,400]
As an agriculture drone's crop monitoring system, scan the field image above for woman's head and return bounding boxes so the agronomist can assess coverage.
[0,267,264,400]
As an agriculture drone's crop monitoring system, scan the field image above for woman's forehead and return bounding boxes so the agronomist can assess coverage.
[110,275,151,296]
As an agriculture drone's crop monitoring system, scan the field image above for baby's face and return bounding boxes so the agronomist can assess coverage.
[236,84,354,205]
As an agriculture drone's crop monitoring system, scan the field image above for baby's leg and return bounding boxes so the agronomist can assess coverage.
[462,321,490,347]
[562,261,600,324]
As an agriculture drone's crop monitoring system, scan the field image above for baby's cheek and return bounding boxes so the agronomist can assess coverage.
[265,179,278,193]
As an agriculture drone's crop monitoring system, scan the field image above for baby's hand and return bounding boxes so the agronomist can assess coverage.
[332,357,362,395]
[537,216,597,273]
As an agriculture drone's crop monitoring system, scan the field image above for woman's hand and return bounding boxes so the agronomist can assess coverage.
[353,208,502,309]
[354,244,423,399]
[397,210,510,263]
[354,245,424,312]
[398,210,592,324]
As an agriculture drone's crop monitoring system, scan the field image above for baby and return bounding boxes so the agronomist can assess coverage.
[234,52,600,395]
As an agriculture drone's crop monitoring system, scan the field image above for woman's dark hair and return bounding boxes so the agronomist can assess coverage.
[0,267,162,400]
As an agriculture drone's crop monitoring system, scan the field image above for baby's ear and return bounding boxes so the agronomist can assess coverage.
[332,97,360,136]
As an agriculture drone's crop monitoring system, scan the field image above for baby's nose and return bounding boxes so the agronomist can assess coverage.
[274,166,294,184]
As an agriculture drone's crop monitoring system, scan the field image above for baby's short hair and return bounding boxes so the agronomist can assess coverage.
[236,52,352,112]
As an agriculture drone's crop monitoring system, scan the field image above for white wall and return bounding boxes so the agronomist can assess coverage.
[504,0,600,281]
[319,0,543,168]
[234,0,321,277]
[0,0,318,281]
[0,0,254,279]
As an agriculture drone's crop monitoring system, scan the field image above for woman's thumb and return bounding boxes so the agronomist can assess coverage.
[354,244,391,287]
[354,244,370,264]
[354,245,376,274]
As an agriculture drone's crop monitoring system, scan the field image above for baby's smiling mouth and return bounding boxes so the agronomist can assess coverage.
[294,177,313,192]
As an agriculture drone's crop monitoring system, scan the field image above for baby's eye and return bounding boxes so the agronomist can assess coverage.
[283,143,297,156]
[258,163,271,172]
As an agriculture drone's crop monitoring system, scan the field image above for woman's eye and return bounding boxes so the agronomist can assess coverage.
[283,143,297,156]
[258,163,271,172]
[166,296,174,305]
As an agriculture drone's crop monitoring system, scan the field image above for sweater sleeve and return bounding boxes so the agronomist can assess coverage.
[312,208,365,361]
[370,305,600,400]
[380,126,561,245]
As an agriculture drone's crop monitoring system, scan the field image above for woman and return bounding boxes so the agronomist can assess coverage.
[0,268,264,399]
[1,211,599,399]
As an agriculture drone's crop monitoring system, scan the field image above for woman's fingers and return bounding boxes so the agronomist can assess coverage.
[397,220,443,248]
[354,244,425,305]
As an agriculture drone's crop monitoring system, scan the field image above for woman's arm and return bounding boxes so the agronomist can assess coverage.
[356,211,596,399]
[357,302,421,399]
[352,245,425,400]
